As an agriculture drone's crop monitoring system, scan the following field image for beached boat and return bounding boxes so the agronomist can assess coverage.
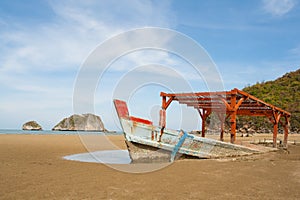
[114,99,260,163]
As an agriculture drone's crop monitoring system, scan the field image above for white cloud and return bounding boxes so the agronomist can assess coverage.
[0,0,174,129]
[0,0,174,73]
[262,0,296,16]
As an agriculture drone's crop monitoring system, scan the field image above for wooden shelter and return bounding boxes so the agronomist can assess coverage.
[160,88,291,148]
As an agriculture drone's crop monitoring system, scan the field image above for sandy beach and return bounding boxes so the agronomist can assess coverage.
[1,134,300,200]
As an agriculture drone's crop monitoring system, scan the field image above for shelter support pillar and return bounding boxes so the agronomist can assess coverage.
[221,89,245,144]
[160,96,167,135]
[220,122,224,142]
[160,96,166,141]
[283,116,290,148]
[273,123,278,148]
[271,111,281,148]
[160,95,174,139]
[217,113,225,141]
[201,116,206,137]
[198,109,211,137]
[230,112,237,143]
[230,91,237,143]
[159,109,166,130]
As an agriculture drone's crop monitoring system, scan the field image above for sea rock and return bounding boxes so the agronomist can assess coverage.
[52,113,106,131]
[22,121,43,131]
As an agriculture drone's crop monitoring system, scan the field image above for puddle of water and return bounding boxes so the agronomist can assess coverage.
[63,150,131,164]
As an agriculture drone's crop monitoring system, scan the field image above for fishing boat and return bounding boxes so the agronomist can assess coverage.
[114,99,261,163]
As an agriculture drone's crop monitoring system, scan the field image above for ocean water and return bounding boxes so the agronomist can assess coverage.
[63,150,131,164]
[0,129,123,135]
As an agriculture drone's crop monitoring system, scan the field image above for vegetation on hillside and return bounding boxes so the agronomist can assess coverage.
[242,68,300,132]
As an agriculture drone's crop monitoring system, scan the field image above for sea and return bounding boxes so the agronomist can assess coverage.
[0,129,123,135]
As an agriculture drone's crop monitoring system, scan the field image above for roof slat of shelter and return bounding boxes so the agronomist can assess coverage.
[236,89,291,116]
[160,88,291,117]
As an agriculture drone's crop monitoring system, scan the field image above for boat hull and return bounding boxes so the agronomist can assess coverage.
[113,99,260,163]
[120,118,259,162]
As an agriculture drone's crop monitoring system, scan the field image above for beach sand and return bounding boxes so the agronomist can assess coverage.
[1,134,300,199]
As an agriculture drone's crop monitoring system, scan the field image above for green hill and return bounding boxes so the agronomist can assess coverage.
[242,68,300,132]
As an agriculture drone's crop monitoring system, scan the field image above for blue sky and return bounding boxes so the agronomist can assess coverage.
[0,0,299,130]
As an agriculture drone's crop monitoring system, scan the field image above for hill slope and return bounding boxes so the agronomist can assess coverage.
[242,68,300,132]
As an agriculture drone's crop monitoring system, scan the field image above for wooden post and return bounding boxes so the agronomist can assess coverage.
[283,116,289,148]
[160,96,167,140]
[161,96,167,128]
[273,123,278,148]
[230,113,236,143]
[159,109,166,128]
[201,113,206,137]
[160,95,174,141]
[220,117,225,141]
[220,122,224,141]
[198,109,206,137]
[198,109,211,138]
[230,91,237,143]
[162,96,166,109]
[272,112,281,148]
[217,113,225,141]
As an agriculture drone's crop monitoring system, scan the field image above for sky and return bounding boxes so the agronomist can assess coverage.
[0,0,299,131]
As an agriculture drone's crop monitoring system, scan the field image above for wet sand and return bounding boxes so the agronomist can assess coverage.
[1,134,300,199]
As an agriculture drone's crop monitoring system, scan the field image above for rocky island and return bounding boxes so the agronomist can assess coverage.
[22,121,43,131]
[52,113,106,131]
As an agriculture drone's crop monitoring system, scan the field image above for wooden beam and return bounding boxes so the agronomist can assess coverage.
[236,89,291,117]
[160,91,231,97]
[165,97,174,109]
[221,98,232,111]
[234,97,245,110]
[237,110,273,116]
